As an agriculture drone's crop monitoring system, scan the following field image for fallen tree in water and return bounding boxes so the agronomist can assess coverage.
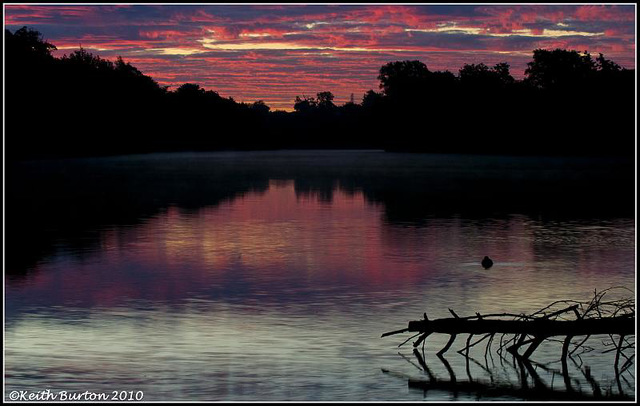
[382,288,635,371]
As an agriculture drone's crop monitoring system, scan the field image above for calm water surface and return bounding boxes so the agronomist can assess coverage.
[5,151,635,401]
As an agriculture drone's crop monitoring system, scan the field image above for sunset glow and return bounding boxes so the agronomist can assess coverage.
[4,4,636,110]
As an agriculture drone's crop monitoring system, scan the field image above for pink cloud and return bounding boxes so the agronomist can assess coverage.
[573,5,635,22]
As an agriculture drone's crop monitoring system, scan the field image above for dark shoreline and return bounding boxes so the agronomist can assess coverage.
[7,146,636,162]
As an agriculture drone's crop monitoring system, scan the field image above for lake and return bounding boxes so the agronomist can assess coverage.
[5,150,635,401]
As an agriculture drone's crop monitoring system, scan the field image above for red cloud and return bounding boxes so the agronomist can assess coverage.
[205,25,243,40]
[139,28,204,41]
[573,5,634,22]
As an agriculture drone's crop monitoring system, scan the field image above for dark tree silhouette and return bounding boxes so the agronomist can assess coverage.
[378,60,431,100]
[524,48,596,89]
[176,83,206,96]
[251,100,271,114]
[493,62,515,85]
[595,53,622,72]
[316,91,336,109]
[294,95,317,113]
[362,90,385,110]
[5,26,56,62]
[459,62,514,89]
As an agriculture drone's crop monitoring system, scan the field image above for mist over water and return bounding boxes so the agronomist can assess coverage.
[5,151,635,401]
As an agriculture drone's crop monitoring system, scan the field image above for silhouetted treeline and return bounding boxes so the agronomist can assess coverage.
[6,27,635,159]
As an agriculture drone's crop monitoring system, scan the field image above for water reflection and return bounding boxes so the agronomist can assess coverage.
[6,151,634,277]
[5,151,635,400]
[7,179,634,319]
[384,349,633,401]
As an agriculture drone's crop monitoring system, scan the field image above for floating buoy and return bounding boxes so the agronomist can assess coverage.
[481,256,493,269]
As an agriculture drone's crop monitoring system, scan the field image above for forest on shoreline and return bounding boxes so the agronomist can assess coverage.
[6,26,635,159]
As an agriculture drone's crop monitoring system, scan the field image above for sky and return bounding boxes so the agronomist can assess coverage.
[4,4,636,111]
